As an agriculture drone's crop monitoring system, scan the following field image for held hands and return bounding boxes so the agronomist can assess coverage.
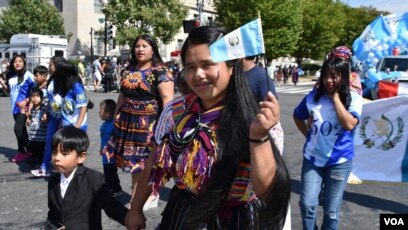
[249,92,280,140]
[125,209,146,230]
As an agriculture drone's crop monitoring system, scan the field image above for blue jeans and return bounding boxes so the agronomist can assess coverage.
[41,117,61,171]
[300,157,352,230]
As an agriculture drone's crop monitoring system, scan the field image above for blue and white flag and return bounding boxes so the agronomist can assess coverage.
[351,96,408,183]
[210,18,265,62]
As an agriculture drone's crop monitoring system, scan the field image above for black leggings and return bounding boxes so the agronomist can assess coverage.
[13,113,28,153]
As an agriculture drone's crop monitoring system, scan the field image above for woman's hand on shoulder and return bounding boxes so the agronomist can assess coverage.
[250,92,280,139]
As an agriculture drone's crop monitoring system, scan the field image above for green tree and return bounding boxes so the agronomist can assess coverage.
[214,0,303,61]
[0,0,65,43]
[291,0,346,65]
[103,0,188,46]
[337,5,385,48]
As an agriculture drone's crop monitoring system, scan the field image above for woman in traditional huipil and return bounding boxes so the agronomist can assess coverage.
[103,35,174,204]
[125,26,291,230]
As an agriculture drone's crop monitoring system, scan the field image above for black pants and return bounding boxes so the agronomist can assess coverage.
[28,140,45,168]
[103,164,122,194]
[13,114,28,153]
[104,78,114,92]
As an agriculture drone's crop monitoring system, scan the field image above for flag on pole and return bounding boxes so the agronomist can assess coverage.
[209,18,265,62]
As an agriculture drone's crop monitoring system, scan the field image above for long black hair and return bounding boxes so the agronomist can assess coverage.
[53,61,82,97]
[314,57,352,109]
[46,56,67,89]
[128,34,163,69]
[6,55,27,84]
[181,26,291,229]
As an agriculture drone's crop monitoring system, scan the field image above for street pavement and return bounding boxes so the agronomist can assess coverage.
[0,82,407,229]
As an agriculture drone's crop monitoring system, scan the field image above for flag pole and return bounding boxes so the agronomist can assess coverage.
[257,11,270,92]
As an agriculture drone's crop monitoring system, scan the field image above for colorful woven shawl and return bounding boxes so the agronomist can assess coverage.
[150,94,223,194]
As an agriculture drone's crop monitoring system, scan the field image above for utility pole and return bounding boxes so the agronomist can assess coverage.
[196,0,204,25]
[90,27,94,62]
[104,17,107,57]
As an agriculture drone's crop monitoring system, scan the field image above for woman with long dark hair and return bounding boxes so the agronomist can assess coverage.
[293,46,363,230]
[31,57,88,177]
[125,26,291,229]
[102,34,174,207]
[1,55,34,163]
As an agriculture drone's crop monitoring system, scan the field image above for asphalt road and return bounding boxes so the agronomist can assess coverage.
[0,84,407,229]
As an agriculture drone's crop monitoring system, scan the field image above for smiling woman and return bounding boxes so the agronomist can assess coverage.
[125,26,291,230]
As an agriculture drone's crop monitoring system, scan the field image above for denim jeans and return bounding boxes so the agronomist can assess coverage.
[300,157,352,230]
[41,117,61,171]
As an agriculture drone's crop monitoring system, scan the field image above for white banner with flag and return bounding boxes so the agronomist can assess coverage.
[351,96,408,183]
[209,18,265,62]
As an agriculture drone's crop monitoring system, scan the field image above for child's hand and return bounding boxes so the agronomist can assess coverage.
[41,113,48,122]
[26,118,31,126]
[249,92,280,140]
[16,99,27,109]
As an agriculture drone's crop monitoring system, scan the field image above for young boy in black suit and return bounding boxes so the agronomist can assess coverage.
[45,126,128,230]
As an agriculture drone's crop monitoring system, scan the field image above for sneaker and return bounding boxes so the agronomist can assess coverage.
[143,195,159,211]
[113,191,124,197]
[31,168,50,177]
[11,152,32,163]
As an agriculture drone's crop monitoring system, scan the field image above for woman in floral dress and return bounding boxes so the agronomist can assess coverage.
[103,35,174,204]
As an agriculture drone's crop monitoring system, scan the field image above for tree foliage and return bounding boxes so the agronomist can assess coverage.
[214,0,303,61]
[0,0,65,43]
[104,0,188,46]
[337,5,386,48]
[292,1,385,65]
[291,0,346,65]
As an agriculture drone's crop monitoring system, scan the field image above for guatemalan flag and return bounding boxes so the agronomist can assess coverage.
[351,96,408,183]
[209,18,265,62]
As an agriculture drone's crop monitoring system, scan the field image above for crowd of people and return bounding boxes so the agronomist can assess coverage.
[0,25,362,230]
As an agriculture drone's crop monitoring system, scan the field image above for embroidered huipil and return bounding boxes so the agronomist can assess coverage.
[149,94,254,202]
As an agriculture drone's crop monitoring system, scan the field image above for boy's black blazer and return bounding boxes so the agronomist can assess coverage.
[47,165,128,230]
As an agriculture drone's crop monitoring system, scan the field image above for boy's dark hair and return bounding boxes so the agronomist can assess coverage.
[100,99,116,119]
[30,87,43,100]
[33,65,49,76]
[52,126,89,155]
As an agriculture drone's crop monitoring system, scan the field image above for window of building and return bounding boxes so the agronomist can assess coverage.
[21,53,26,58]
[54,50,64,57]
[94,0,103,13]
[5,53,10,59]
[53,0,63,12]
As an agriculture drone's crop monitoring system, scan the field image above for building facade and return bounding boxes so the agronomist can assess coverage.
[56,0,216,62]
[0,0,216,61]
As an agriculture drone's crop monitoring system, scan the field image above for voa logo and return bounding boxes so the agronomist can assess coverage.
[384,218,404,226]
[380,214,407,229]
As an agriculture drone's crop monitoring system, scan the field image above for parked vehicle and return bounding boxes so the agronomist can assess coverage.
[0,34,67,72]
[376,55,408,82]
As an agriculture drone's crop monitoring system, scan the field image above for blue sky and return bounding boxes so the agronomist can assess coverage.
[344,0,408,14]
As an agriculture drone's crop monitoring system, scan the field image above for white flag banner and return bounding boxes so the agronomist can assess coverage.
[352,96,408,182]
[209,18,265,62]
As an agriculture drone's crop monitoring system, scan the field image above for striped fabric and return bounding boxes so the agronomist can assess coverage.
[103,98,158,173]
[227,162,255,202]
